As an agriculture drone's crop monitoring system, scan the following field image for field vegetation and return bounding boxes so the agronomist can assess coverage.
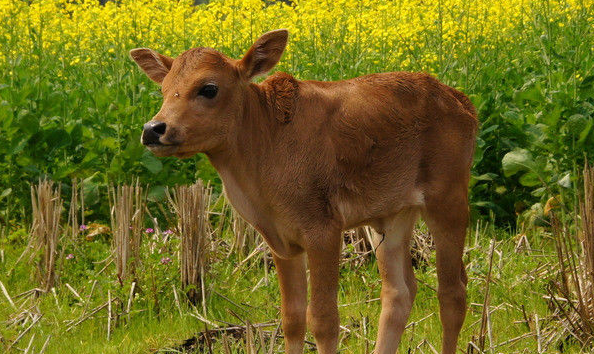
[1,0,594,353]
[0,0,593,225]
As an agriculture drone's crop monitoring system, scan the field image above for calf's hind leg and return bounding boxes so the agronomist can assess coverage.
[424,188,469,354]
[372,209,420,354]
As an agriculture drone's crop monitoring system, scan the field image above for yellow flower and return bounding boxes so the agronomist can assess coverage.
[0,0,585,73]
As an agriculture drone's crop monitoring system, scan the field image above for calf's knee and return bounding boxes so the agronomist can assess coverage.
[437,282,467,308]
[380,287,414,325]
[282,307,306,339]
[307,306,339,341]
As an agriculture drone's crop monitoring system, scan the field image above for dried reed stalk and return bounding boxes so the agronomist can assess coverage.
[56,178,85,275]
[546,163,594,347]
[342,225,434,268]
[29,179,62,291]
[344,226,374,254]
[230,206,260,258]
[411,228,434,268]
[580,162,594,315]
[66,178,82,240]
[109,181,144,283]
[168,181,213,304]
[477,240,496,352]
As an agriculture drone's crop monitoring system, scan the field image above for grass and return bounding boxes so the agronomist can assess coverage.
[0,221,581,353]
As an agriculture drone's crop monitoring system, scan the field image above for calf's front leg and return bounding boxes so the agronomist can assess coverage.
[305,229,342,354]
[273,253,308,354]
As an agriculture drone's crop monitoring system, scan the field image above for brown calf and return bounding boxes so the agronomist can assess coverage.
[130,29,478,354]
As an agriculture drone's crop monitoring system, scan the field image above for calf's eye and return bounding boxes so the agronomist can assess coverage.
[198,84,218,99]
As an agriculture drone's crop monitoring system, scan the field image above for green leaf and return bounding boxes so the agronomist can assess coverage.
[565,114,588,136]
[519,171,541,187]
[100,137,118,150]
[9,136,29,155]
[558,173,571,188]
[53,165,77,180]
[513,79,543,105]
[109,156,123,176]
[473,173,498,182]
[141,151,163,174]
[473,145,484,165]
[0,188,12,200]
[82,151,99,164]
[542,106,562,127]
[480,124,499,135]
[578,119,593,145]
[502,148,535,177]
[45,128,71,150]
[579,75,594,90]
[18,109,38,134]
[147,185,167,202]
[531,187,546,197]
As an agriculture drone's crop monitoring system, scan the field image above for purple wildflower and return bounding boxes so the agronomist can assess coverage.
[163,229,173,235]
[79,224,88,231]
[145,228,154,234]
[66,254,74,260]
[160,257,172,265]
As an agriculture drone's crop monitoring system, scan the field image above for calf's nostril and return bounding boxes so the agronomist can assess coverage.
[142,120,167,146]
[153,122,167,135]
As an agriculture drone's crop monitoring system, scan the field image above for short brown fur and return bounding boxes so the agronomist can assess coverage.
[130,29,478,354]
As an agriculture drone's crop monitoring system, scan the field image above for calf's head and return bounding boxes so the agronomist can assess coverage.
[130,29,288,158]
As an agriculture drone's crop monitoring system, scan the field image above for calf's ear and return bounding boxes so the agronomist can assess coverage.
[129,48,173,84]
[239,29,288,80]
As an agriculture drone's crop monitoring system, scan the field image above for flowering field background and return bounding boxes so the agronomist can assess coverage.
[0,0,593,227]
[1,0,594,353]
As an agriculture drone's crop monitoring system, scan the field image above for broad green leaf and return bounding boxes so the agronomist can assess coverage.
[519,171,541,187]
[109,156,123,176]
[53,165,77,180]
[0,188,12,200]
[473,146,484,165]
[18,109,38,134]
[82,151,99,164]
[480,124,499,135]
[147,185,167,202]
[558,173,572,188]
[141,151,163,174]
[531,187,546,197]
[542,106,562,127]
[578,119,593,145]
[45,128,71,150]
[565,114,588,136]
[580,75,594,90]
[513,79,544,105]
[9,136,28,155]
[473,173,498,181]
[100,137,118,150]
[502,148,535,177]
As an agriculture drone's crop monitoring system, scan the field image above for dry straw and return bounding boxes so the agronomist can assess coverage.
[168,180,213,304]
[342,224,434,268]
[229,204,260,258]
[109,180,145,283]
[29,179,62,291]
[344,226,374,254]
[56,178,85,273]
[547,163,594,348]
[66,178,84,241]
